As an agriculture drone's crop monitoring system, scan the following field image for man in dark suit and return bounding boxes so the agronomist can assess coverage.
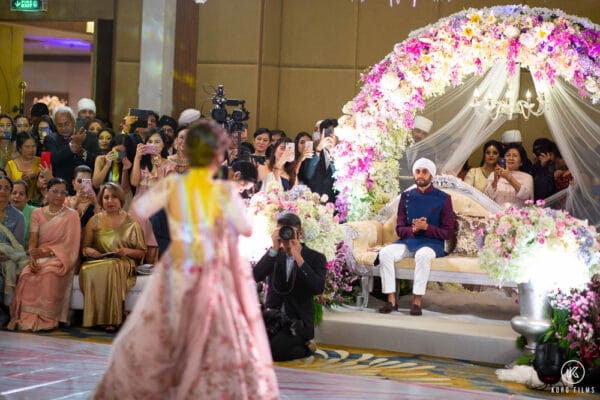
[253,212,326,361]
[46,106,99,194]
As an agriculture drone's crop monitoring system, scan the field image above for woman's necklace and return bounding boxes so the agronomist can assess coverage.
[47,205,65,216]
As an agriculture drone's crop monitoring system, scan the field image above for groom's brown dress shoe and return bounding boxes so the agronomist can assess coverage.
[378,302,398,314]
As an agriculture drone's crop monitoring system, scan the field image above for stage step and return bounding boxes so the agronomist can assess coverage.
[315,305,522,365]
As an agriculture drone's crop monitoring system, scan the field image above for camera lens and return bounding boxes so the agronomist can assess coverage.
[279,225,295,241]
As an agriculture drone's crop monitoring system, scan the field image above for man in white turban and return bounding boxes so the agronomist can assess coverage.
[376,158,455,316]
[400,116,434,190]
[77,97,96,122]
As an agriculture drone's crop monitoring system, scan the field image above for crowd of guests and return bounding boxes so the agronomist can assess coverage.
[0,99,334,364]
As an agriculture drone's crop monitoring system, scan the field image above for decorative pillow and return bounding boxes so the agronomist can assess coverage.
[453,215,487,256]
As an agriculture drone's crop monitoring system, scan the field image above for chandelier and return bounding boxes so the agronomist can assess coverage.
[471,67,547,121]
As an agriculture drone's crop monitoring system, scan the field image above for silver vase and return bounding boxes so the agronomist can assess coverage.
[510,281,552,353]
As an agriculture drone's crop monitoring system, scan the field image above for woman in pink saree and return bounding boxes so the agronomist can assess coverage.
[8,178,81,331]
[94,120,279,399]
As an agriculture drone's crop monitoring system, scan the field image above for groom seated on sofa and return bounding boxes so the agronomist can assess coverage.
[377,157,455,316]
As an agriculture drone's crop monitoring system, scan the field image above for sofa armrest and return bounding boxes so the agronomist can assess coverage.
[345,220,383,251]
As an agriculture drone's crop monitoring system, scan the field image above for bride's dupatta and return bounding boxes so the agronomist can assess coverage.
[8,208,81,331]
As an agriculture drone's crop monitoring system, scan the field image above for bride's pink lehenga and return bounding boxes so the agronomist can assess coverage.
[94,169,279,399]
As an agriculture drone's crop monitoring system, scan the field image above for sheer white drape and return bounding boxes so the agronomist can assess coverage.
[404,62,600,227]
[534,77,600,228]
[405,62,510,178]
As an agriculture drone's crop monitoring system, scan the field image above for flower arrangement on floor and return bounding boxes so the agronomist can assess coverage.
[478,200,600,289]
[543,276,600,369]
[240,185,357,312]
[333,5,600,221]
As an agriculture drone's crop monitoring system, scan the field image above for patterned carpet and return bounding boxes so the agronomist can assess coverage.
[16,325,596,399]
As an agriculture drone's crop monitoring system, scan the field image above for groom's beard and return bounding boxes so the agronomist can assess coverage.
[415,176,432,188]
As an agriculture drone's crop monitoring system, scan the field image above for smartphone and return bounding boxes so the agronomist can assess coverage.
[145,144,159,155]
[81,178,93,194]
[323,128,333,138]
[498,158,506,169]
[285,142,295,162]
[75,117,86,132]
[40,151,52,168]
[129,108,150,130]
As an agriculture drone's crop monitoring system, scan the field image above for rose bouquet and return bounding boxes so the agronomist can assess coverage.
[478,200,600,289]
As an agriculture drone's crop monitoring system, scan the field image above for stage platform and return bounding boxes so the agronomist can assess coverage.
[315,305,522,365]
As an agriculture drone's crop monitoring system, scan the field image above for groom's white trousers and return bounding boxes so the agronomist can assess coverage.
[378,243,436,295]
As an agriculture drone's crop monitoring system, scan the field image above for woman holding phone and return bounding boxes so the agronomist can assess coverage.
[130,129,175,263]
[294,131,314,184]
[258,137,296,192]
[484,143,533,208]
[5,132,40,200]
[65,165,99,228]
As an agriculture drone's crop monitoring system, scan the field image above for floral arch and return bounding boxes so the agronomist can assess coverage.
[333,5,600,226]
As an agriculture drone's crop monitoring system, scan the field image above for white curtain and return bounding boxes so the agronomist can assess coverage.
[406,62,510,176]
[404,61,600,227]
[535,77,600,228]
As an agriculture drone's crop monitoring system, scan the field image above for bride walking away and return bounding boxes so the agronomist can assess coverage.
[94,119,279,399]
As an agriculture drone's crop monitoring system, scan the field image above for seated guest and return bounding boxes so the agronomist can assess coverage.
[484,143,533,208]
[93,135,133,210]
[251,128,271,165]
[27,166,52,207]
[8,178,81,332]
[5,132,40,199]
[45,106,99,194]
[80,182,146,330]
[65,165,99,229]
[259,137,296,192]
[376,158,455,316]
[10,180,36,248]
[464,140,503,193]
[0,176,27,311]
[253,212,326,361]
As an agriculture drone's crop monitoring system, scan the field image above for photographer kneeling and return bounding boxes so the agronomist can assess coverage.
[253,212,326,361]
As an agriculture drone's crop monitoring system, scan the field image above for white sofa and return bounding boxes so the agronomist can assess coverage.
[70,274,150,312]
[344,176,516,308]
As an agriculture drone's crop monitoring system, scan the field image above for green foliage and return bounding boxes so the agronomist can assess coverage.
[516,335,527,351]
[515,353,534,366]
[313,298,323,326]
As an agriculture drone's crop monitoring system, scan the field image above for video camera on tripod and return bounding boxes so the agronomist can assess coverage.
[211,85,250,163]
[211,85,249,134]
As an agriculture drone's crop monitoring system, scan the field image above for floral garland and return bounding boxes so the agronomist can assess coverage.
[333,5,600,221]
[544,276,600,368]
[241,185,357,308]
[477,200,600,289]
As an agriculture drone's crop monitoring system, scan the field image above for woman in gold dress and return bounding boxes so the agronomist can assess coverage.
[79,182,146,329]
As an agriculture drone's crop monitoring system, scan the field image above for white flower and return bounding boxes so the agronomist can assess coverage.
[504,25,520,39]
[380,71,400,92]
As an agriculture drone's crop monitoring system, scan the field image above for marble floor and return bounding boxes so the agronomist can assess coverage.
[0,331,541,399]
